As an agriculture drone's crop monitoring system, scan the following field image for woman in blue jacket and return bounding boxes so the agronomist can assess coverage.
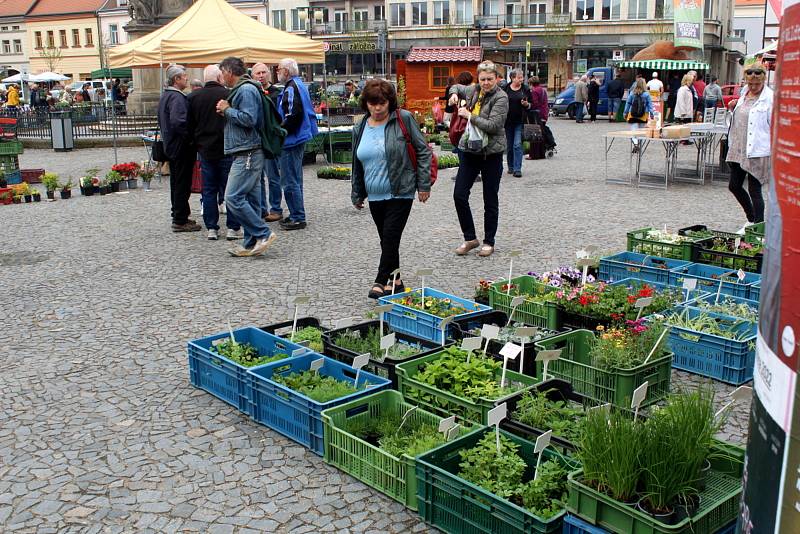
[623,78,654,152]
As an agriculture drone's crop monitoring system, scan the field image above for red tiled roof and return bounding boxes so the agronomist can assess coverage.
[27,0,106,17]
[0,0,36,17]
[406,46,483,63]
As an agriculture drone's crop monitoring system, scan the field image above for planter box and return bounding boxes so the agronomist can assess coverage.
[259,316,327,337]
[748,281,760,302]
[4,170,21,185]
[378,287,493,345]
[668,264,759,299]
[0,140,23,155]
[489,275,559,328]
[563,514,611,534]
[322,390,470,510]
[248,354,391,455]
[627,227,710,261]
[187,326,308,416]
[416,427,579,534]
[533,330,672,408]
[323,319,446,388]
[0,187,11,205]
[683,293,759,320]
[396,349,538,425]
[598,252,692,285]
[20,169,44,183]
[567,442,744,534]
[667,308,757,385]
[486,328,567,377]
[744,222,765,245]
[679,226,764,273]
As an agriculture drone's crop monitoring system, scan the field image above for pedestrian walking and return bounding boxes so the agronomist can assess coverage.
[573,75,588,123]
[252,62,283,222]
[81,83,92,104]
[276,58,319,231]
[674,74,695,123]
[157,64,200,232]
[187,64,242,241]
[607,72,625,121]
[216,56,277,257]
[690,70,705,118]
[624,77,654,152]
[704,76,723,111]
[726,64,773,227]
[351,79,432,299]
[448,60,509,257]
[502,69,529,177]
[587,75,600,122]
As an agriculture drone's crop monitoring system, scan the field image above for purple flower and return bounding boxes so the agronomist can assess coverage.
[549,279,562,287]
[586,275,595,283]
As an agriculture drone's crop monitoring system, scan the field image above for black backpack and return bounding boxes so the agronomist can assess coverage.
[630,93,646,118]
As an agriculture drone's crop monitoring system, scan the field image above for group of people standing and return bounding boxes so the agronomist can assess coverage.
[157,56,317,257]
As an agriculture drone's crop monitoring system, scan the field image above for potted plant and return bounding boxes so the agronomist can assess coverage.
[98,179,110,195]
[105,170,122,193]
[31,189,41,202]
[138,165,155,191]
[0,170,6,188]
[41,172,59,200]
[0,189,11,205]
[79,176,94,196]
[12,193,21,204]
[60,179,73,199]
[112,162,140,189]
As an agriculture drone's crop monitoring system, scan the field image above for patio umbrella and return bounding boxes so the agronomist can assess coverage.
[33,72,69,82]
[1,73,22,83]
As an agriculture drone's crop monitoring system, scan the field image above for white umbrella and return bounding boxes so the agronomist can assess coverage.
[32,72,69,82]
[1,73,22,83]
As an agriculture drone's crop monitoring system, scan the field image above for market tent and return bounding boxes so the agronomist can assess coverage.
[616,59,709,70]
[34,72,69,82]
[108,0,324,68]
[91,68,132,79]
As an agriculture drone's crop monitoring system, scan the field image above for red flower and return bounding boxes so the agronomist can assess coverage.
[579,294,591,306]
[627,295,637,304]
[638,285,654,298]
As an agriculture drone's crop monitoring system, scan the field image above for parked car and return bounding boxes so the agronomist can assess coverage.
[721,84,742,108]
[551,67,614,118]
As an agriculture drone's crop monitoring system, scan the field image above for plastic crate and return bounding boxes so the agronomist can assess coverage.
[563,514,611,534]
[248,354,391,455]
[598,252,692,285]
[567,442,744,534]
[714,522,736,534]
[322,390,470,510]
[748,281,760,302]
[533,330,672,408]
[667,308,757,385]
[489,276,559,328]
[187,326,308,416]
[378,287,493,345]
[669,264,759,299]
[258,317,328,352]
[4,169,21,185]
[0,140,23,155]
[322,319,446,388]
[690,235,763,273]
[683,293,759,320]
[486,328,567,377]
[396,349,538,425]
[0,154,18,173]
[416,427,578,534]
[627,227,710,261]
[20,168,44,184]
[331,150,353,164]
[744,222,765,245]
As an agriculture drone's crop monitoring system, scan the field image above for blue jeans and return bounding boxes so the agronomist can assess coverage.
[504,123,522,173]
[200,156,239,231]
[609,98,622,115]
[575,102,585,122]
[279,143,306,222]
[225,150,272,247]
[266,158,283,215]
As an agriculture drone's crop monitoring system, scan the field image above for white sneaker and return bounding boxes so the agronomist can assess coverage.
[220,203,227,215]
[250,233,277,256]
[207,229,219,240]
[226,228,243,240]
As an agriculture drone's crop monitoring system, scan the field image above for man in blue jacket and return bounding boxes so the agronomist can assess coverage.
[276,58,318,230]
[157,64,200,232]
[215,56,277,257]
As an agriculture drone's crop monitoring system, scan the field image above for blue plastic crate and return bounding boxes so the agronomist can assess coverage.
[563,514,610,534]
[598,251,692,285]
[748,281,761,302]
[248,354,391,455]
[187,327,308,416]
[668,264,760,299]
[667,308,757,385]
[608,278,707,305]
[684,293,760,320]
[378,287,492,344]
[4,169,21,185]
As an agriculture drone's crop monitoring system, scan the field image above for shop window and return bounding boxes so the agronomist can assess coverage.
[431,66,450,88]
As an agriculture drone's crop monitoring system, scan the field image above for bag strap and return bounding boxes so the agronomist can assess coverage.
[395,110,418,171]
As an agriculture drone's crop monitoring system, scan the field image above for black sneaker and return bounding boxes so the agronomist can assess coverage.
[280,219,307,231]
[172,222,202,232]
[513,171,522,177]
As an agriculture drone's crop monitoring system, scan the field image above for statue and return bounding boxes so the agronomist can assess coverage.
[160,0,193,14]
[128,0,159,24]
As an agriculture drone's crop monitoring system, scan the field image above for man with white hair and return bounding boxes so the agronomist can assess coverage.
[158,64,200,232]
[276,57,318,230]
[188,64,242,241]
[646,72,663,98]
[252,62,284,222]
[573,75,588,123]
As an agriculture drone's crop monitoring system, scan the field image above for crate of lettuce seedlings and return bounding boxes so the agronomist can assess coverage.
[378,288,493,344]
[322,390,471,510]
[489,275,560,328]
[669,263,760,299]
[626,227,711,261]
[683,294,759,322]
[322,319,447,388]
[567,388,744,534]
[248,353,391,455]
[396,346,538,425]
[485,325,567,377]
[667,308,757,385]
[533,325,673,408]
[416,426,580,534]
[259,317,328,354]
[187,327,308,416]
[679,225,763,273]
[598,251,692,285]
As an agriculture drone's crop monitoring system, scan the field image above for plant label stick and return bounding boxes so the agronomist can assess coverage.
[506,250,522,295]
[734,237,741,252]
[536,349,561,382]
[374,304,394,335]
[461,336,482,363]
[439,315,455,346]
[335,317,356,330]
[291,296,311,340]
[446,424,460,441]
[588,403,612,413]
[416,268,434,307]
[480,324,501,355]
[487,403,507,453]
[515,327,537,372]
[507,295,527,326]
[390,268,401,295]
[682,277,697,301]
[227,319,236,343]
[212,338,225,347]
[398,405,418,432]
[292,347,310,357]
[643,328,669,364]
[499,342,521,388]
[533,429,553,481]
[737,268,746,282]
[438,415,456,438]
[310,357,325,374]
[352,353,370,386]
[631,381,649,421]
[715,385,754,418]
[380,332,396,361]
[634,297,653,320]
[577,258,594,291]
[297,340,311,348]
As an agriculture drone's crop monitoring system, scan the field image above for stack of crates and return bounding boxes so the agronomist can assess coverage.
[0,118,23,185]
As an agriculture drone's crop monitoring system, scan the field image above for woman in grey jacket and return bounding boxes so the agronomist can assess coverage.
[448,61,509,257]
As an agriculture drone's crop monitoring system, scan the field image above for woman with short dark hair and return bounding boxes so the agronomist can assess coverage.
[352,79,433,299]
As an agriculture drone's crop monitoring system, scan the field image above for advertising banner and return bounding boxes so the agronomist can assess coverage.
[673,0,704,50]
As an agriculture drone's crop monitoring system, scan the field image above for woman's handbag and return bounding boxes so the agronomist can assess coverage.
[522,114,543,142]
[464,117,488,153]
[151,133,167,162]
[449,112,468,146]
[396,110,438,186]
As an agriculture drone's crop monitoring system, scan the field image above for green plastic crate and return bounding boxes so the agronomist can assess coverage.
[533,330,672,408]
[743,222,765,245]
[489,276,559,328]
[627,227,710,261]
[396,350,538,425]
[0,140,23,156]
[567,442,744,534]
[322,390,470,510]
[416,426,580,534]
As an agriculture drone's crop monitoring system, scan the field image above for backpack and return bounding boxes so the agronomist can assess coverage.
[630,93,646,118]
[396,110,438,186]
[230,80,287,160]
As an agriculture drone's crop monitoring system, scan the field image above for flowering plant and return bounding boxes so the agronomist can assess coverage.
[111,162,141,179]
[528,266,590,289]
[707,237,762,257]
[474,279,492,301]
[396,290,475,318]
[590,319,669,370]
[555,281,683,323]
[640,229,694,244]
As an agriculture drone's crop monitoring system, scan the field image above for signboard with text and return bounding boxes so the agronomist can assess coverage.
[673,0,704,49]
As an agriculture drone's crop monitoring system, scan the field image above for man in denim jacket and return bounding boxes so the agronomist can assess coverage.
[215,57,276,257]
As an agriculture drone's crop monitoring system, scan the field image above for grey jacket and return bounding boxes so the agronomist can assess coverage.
[574,80,588,103]
[351,109,432,205]
[448,84,509,155]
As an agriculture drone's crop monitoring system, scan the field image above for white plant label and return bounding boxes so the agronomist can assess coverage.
[438,415,456,434]
[380,333,396,350]
[352,353,370,386]
[398,406,417,432]
[480,323,501,355]
[588,403,612,413]
[737,268,746,282]
[715,385,754,418]
[310,357,325,373]
[634,296,653,320]
[390,268,401,294]
[439,315,455,346]
[515,327,537,374]
[734,237,741,251]
[297,340,311,347]
[576,249,588,259]
[461,336,482,363]
[500,343,522,388]
[536,349,561,381]
[335,317,356,330]
[506,295,527,324]
[506,251,522,295]
[631,381,649,421]
[227,320,236,343]
[487,402,507,453]
[375,303,394,334]
[533,429,553,481]
[292,347,309,357]
[446,424,461,441]
[643,328,669,365]
[682,278,698,291]
[576,258,595,268]
[212,338,225,347]
[290,296,310,341]
[293,296,311,305]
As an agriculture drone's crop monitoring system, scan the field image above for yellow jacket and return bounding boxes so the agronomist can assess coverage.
[7,86,19,106]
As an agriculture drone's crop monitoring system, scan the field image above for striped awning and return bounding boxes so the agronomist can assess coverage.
[615,59,709,70]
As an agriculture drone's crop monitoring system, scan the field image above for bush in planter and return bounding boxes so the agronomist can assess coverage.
[41,172,59,196]
[0,189,11,204]
[105,170,122,193]
[0,170,6,188]
[31,189,41,202]
[60,179,73,199]
[79,176,95,196]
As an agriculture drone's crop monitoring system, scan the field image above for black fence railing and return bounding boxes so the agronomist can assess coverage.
[3,104,158,139]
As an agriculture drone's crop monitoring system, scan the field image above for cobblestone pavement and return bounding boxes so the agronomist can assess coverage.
[1,118,752,533]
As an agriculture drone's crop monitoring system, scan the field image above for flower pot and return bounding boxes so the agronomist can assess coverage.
[99,186,109,196]
[110,182,120,193]
[12,196,21,204]
[24,194,31,203]
[696,458,712,491]
[46,190,55,200]
[0,178,6,187]
[32,194,41,202]
[142,180,152,191]
[636,499,677,525]
[675,494,701,522]
[127,178,138,189]
[92,185,100,194]
[60,190,71,199]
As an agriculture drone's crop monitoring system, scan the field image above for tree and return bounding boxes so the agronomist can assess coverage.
[540,15,575,93]
[40,46,62,72]
[646,20,673,45]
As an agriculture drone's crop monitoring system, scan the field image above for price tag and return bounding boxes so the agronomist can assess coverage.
[487,402,507,427]
[461,336,482,352]
[310,357,325,373]
[438,415,456,434]
[737,269,746,282]
[500,342,521,360]
[631,381,648,421]
[536,349,561,382]
[352,353,371,387]
[533,429,553,481]
[292,347,309,357]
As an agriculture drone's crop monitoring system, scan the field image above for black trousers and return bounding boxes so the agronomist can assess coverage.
[453,152,502,246]
[728,161,765,223]
[588,99,599,121]
[368,198,414,285]
[169,149,195,225]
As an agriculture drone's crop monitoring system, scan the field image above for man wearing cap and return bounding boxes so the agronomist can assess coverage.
[158,64,201,232]
[646,72,663,98]
[252,62,284,222]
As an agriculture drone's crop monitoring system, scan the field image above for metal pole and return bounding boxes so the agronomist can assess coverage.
[108,68,118,165]
[323,69,332,163]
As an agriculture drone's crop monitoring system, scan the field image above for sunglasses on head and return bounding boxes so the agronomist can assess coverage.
[745,69,765,76]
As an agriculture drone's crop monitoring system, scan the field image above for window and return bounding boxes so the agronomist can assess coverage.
[13,39,21,54]
[390,3,406,26]
[2,41,9,54]
[291,9,302,31]
[482,0,500,16]
[46,30,54,48]
[627,0,647,19]
[375,5,385,20]
[60,29,67,47]
[432,65,450,88]
[529,3,546,24]
[34,31,42,49]
[455,0,473,23]
[80,72,90,80]
[117,0,128,5]
[506,2,521,25]
[704,0,712,19]
[272,10,286,30]
[0,27,7,32]
[602,0,620,19]
[353,9,369,30]
[577,0,594,20]
[72,28,80,46]
[85,28,93,46]
[334,10,347,32]
[654,0,672,18]
[553,0,569,14]
[433,1,450,24]
[733,29,746,39]
[11,25,18,30]
[412,2,428,24]
[109,24,119,44]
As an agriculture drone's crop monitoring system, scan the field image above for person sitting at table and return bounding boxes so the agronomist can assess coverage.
[623,78,654,153]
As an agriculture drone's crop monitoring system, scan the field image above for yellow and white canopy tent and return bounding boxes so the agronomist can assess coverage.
[108,0,324,68]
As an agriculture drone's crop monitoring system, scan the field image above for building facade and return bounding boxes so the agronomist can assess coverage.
[733,0,766,54]
[0,1,37,78]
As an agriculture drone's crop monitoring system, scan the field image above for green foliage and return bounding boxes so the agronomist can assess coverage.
[707,237,762,257]
[105,170,123,184]
[395,290,477,318]
[590,319,669,371]
[61,178,73,191]
[212,340,289,368]
[437,153,460,169]
[41,172,59,192]
[274,370,360,403]
[342,409,449,457]
[333,326,421,361]
[513,389,584,442]
[414,347,522,401]
[694,297,759,322]
[668,309,754,340]
[516,461,569,518]
[292,326,324,353]
[556,281,682,322]
[316,166,351,179]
